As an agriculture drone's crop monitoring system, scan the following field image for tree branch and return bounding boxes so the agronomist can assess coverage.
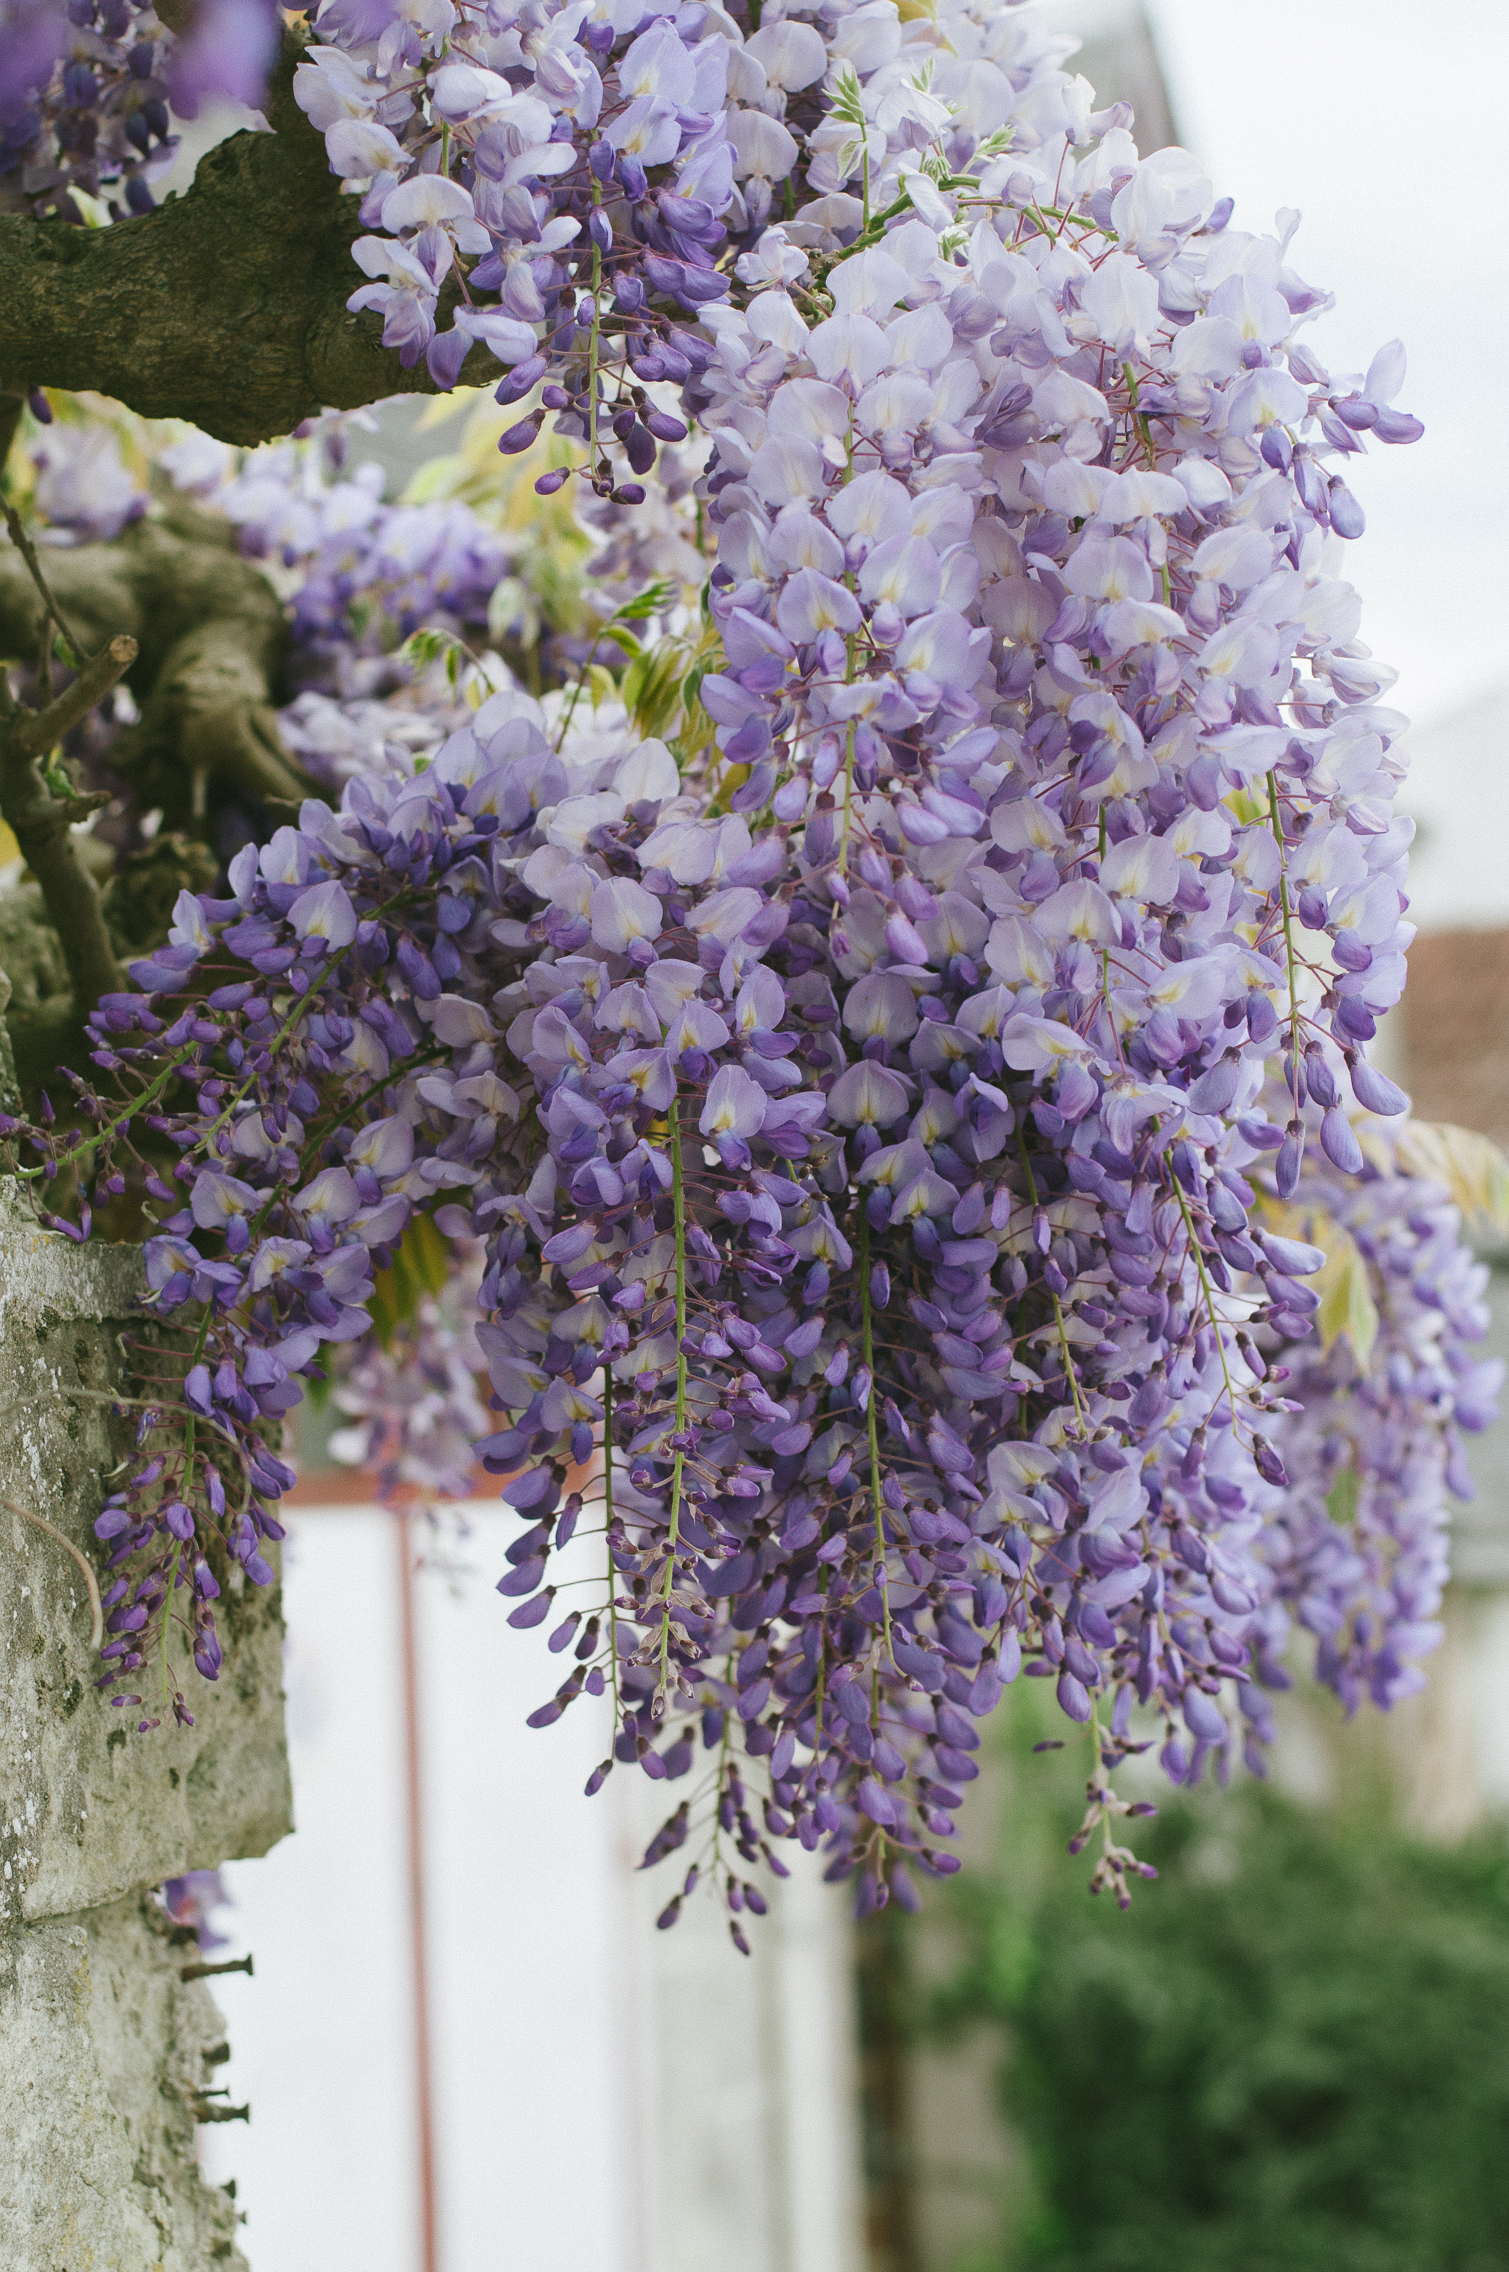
[0,39,500,446]
[0,636,135,1015]
[18,633,137,758]
[0,509,325,836]
[1,498,86,664]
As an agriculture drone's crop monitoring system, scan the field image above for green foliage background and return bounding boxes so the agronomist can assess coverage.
[921,1696,1509,2272]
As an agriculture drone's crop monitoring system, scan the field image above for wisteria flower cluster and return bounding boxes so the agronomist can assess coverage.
[7,0,1498,1937]
[0,0,278,222]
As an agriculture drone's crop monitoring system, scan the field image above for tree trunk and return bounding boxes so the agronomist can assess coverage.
[0,1179,292,2267]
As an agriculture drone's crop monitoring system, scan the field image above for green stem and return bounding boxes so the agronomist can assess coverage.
[858,1210,894,1668]
[1266,768,1303,1098]
[1171,1178,1239,1430]
[604,1364,620,1726]
[159,1542,181,1705]
[810,1570,828,1758]
[657,1098,688,1696]
[15,1042,196,1180]
[1017,1133,1086,1424]
[1122,361,1157,469]
[837,617,859,873]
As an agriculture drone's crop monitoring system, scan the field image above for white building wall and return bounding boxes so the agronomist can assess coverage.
[200,1501,864,2272]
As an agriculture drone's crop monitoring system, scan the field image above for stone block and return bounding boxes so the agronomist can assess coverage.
[0,1183,292,2266]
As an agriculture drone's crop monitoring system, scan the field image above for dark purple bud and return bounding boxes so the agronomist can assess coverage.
[495,353,547,405]
[1253,1439,1288,1487]
[498,411,545,456]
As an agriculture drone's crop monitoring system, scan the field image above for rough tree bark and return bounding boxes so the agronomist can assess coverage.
[0,38,497,446]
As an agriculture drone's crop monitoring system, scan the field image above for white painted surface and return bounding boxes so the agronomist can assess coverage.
[200,1503,862,2272]
[1393,686,1509,934]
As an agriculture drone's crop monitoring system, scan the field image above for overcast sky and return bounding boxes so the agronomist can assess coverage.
[1136,0,1509,735]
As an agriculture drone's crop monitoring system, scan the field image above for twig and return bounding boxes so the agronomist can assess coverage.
[1,497,87,666]
[181,1954,254,1981]
[657,1097,689,1699]
[1,1493,103,1649]
[0,632,137,1016]
[17,632,137,758]
[0,391,24,481]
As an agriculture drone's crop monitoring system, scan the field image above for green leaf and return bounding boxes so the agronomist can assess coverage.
[627,644,688,741]
[619,649,650,717]
[613,577,674,622]
[1325,1463,1360,1527]
[368,1213,452,1350]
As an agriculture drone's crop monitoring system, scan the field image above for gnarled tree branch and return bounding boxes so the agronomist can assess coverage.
[0,506,326,833]
[0,633,135,1021]
[0,41,498,447]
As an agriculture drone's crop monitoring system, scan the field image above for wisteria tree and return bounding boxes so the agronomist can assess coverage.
[0,0,1501,1943]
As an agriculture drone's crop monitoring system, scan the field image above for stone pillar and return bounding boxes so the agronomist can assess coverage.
[0,1184,292,2268]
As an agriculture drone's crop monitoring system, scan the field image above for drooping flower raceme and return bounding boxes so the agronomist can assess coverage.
[8,0,1494,1935]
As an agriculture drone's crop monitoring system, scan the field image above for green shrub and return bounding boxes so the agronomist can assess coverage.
[927,1708,1509,2272]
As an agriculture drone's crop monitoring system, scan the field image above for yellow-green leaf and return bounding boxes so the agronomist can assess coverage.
[1313,1231,1379,1366]
[1388,1120,1509,1236]
[400,452,466,505]
[1255,1192,1379,1365]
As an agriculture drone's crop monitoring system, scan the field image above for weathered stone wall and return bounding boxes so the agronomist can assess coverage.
[0,1181,293,2268]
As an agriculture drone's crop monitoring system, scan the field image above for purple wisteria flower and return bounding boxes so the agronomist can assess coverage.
[8,0,1488,1937]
